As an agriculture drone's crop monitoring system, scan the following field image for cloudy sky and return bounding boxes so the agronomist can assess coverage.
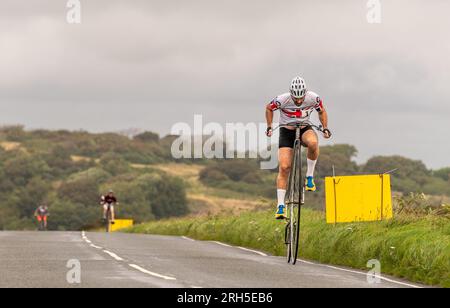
[0,0,449,168]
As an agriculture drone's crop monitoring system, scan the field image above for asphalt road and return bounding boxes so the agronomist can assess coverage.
[0,231,424,288]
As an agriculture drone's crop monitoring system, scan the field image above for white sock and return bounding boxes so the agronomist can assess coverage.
[277,189,286,206]
[306,159,317,178]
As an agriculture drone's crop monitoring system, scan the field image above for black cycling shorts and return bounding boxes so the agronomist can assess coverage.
[279,126,313,149]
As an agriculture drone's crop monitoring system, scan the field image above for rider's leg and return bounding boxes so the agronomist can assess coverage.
[110,205,115,221]
[43,216,48,229]
[103,204,107,219]
[302,130,319,191]
[276,148,293,218]
[277,148,293,191]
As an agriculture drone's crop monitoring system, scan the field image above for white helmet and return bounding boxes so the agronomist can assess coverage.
[290,76,307,99]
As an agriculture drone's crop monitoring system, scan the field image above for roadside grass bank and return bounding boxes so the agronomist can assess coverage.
[125,209,449,287]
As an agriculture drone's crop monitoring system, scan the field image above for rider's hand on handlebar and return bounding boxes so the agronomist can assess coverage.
[266,127,273,137]
[323,128,332,139]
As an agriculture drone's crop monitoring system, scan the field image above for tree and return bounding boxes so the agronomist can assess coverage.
[58,177,100,206]
[200,160,259,183]
[48,201,98,231]
[99,152,131,176]
[20,177,52,216]
[317,144,359,177]
[136,174,188,219]
[134,132,160,143]
[1,125,27,142]
[362,156,437,194]
[362,156,429,177]
[3,153,51,186]
[433,167,450,182]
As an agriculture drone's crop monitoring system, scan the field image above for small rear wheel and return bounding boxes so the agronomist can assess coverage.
[285,219,292,263]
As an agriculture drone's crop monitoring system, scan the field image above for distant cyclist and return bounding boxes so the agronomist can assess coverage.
[100,190,118,224]
[34,204,49,230]
[266,76,332,219]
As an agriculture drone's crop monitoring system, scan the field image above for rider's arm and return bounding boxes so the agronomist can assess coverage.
[318,109,328,129]
[318,108,332,138]
[315,97,329,130]
[314,96,331,138]
[266,99,280,136]
[265,106,274,128]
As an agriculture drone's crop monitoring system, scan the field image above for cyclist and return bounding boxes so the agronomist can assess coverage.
[100,190,118,224]
[266,76,332,219]
[34,204,49,229]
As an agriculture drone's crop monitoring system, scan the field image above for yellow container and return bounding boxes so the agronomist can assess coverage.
[110,219,134,232]
[325,174,393,224]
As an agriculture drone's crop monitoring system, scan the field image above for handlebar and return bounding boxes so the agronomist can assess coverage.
[272,121,324,133]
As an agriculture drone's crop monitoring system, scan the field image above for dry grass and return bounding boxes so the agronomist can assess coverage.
[187,193,263,215]
[151,163,265,215]
[151,163,204,181]
[0,142,21,151]
[71,155,91,162]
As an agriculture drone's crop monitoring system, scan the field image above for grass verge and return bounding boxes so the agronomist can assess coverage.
[125,209,449,287]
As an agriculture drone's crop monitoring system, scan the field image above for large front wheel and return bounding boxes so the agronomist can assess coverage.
[285,141,303,265]
[292,144,303,265]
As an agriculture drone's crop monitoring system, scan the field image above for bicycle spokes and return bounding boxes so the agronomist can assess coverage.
[283,139,304,265]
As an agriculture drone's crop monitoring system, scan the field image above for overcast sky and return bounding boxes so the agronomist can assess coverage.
[0,0,449,168]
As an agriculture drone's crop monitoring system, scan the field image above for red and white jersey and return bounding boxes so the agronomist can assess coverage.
[268,91,324,125]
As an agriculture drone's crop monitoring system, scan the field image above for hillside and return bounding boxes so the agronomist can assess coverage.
[0,125,449,231]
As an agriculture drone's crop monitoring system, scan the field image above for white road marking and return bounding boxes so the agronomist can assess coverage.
[374,275,423,289]
[182,236,195,242]
[298,258,422,288]
[324,264,423,288]
[128,264,177,281]
[80,231,420,288]
[211,241,232,247]
[80,231,177,282]
[103,250,124,261]
[297,259,316,265]
[208,236,421,288]
[237,246,268,257]
[210,241,268,257]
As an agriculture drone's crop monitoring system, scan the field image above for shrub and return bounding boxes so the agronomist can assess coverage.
[134,131,160,143]
[58,177,100,206]
[136,174,188,219]
[199,168,229,182]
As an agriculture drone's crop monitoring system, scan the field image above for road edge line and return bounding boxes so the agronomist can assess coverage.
[129,264,177,281]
